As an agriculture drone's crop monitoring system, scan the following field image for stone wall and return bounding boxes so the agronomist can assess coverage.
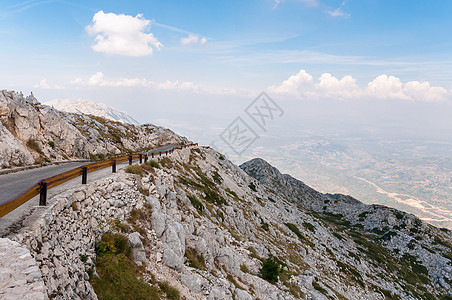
[0,238,46,300]
[10,172,146,300]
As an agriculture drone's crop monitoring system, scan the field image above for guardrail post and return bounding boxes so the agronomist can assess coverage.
[112,160,116,173]
[82,167,87,184]
[139,154,143,164]
[144,154,148,163]
[39,182,47,206]
[129,155,132,165]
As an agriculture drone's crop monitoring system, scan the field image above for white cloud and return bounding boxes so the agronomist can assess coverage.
[364,75,409,100]
[403,81,448,102]
[34,79,64,90]
[313,73,360,99]
[268,70,313,96]
[70,77,83,85]
[70,72,238,96]
[87,72,151,87]
[326,1,350,18]
[269,69,449,102]
[274,0,319,8]
[34,79,50,89]
[85,11,162,56]
[180,34,207,46]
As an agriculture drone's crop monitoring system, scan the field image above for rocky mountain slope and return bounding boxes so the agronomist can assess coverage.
[0,90,187,168]
[44,98,140,125]
[8,146,451,299]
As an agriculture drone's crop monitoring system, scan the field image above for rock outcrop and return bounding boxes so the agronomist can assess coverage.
[0,89,187,168]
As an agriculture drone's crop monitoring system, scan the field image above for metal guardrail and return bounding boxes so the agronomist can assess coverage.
[0,143,198,218]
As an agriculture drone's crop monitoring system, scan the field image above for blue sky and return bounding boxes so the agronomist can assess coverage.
[1,0,452,147]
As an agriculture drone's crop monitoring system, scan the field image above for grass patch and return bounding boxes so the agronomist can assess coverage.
[89,152,105,161]
[333,232,344,240]
[248,246,260,260]
[240,264,250,274]
[312,280,328,295]
[159,157,174,168]
[148,160,160,168]
[92,233,160,300]
[187,195,204,212]
[302,222,315,233]
[185,247,207,270]
[27,138,43,155]
[226,274,243,289]
[212,171,223,184]
[336,261,365,287]
[125,164,143,176]
[158,281,180,300]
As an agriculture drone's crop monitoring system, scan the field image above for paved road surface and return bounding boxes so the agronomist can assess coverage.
[0,162,88,206]
[0,145,181,206]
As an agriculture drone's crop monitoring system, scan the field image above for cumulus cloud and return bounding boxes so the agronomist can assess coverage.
[268,70,313,96]
[269,69,449,102]
[364,75,409,100]
[403,81,448,102]
[180,34,207,46]
[314,73,360,99]
[85,11,162,56]
[34,79,64,90]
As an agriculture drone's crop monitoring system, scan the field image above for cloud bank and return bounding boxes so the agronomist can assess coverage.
[269,69,449,102]
[71,72,238,96]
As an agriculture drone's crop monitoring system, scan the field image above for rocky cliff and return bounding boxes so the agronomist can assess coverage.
[5,147,452,299]
[0,90,187,168]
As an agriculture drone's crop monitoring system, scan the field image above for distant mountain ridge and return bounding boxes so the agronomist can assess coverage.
[44,98,140,125]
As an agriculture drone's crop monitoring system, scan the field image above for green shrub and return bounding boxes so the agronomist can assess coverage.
[95,233,131,257]
[48,141,55,149]
[302,222,316,232]
[148,160,160,168]
[259,254,283,284]
[248,182,257,192]
[188,195,204,212]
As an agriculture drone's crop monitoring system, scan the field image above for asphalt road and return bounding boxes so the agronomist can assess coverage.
[0,144,182,206]
[0,162,88,206]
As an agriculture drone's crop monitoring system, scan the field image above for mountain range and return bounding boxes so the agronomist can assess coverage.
[44,98,140,125]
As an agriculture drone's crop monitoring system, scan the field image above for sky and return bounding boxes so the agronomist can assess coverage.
[1,0,452,155]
